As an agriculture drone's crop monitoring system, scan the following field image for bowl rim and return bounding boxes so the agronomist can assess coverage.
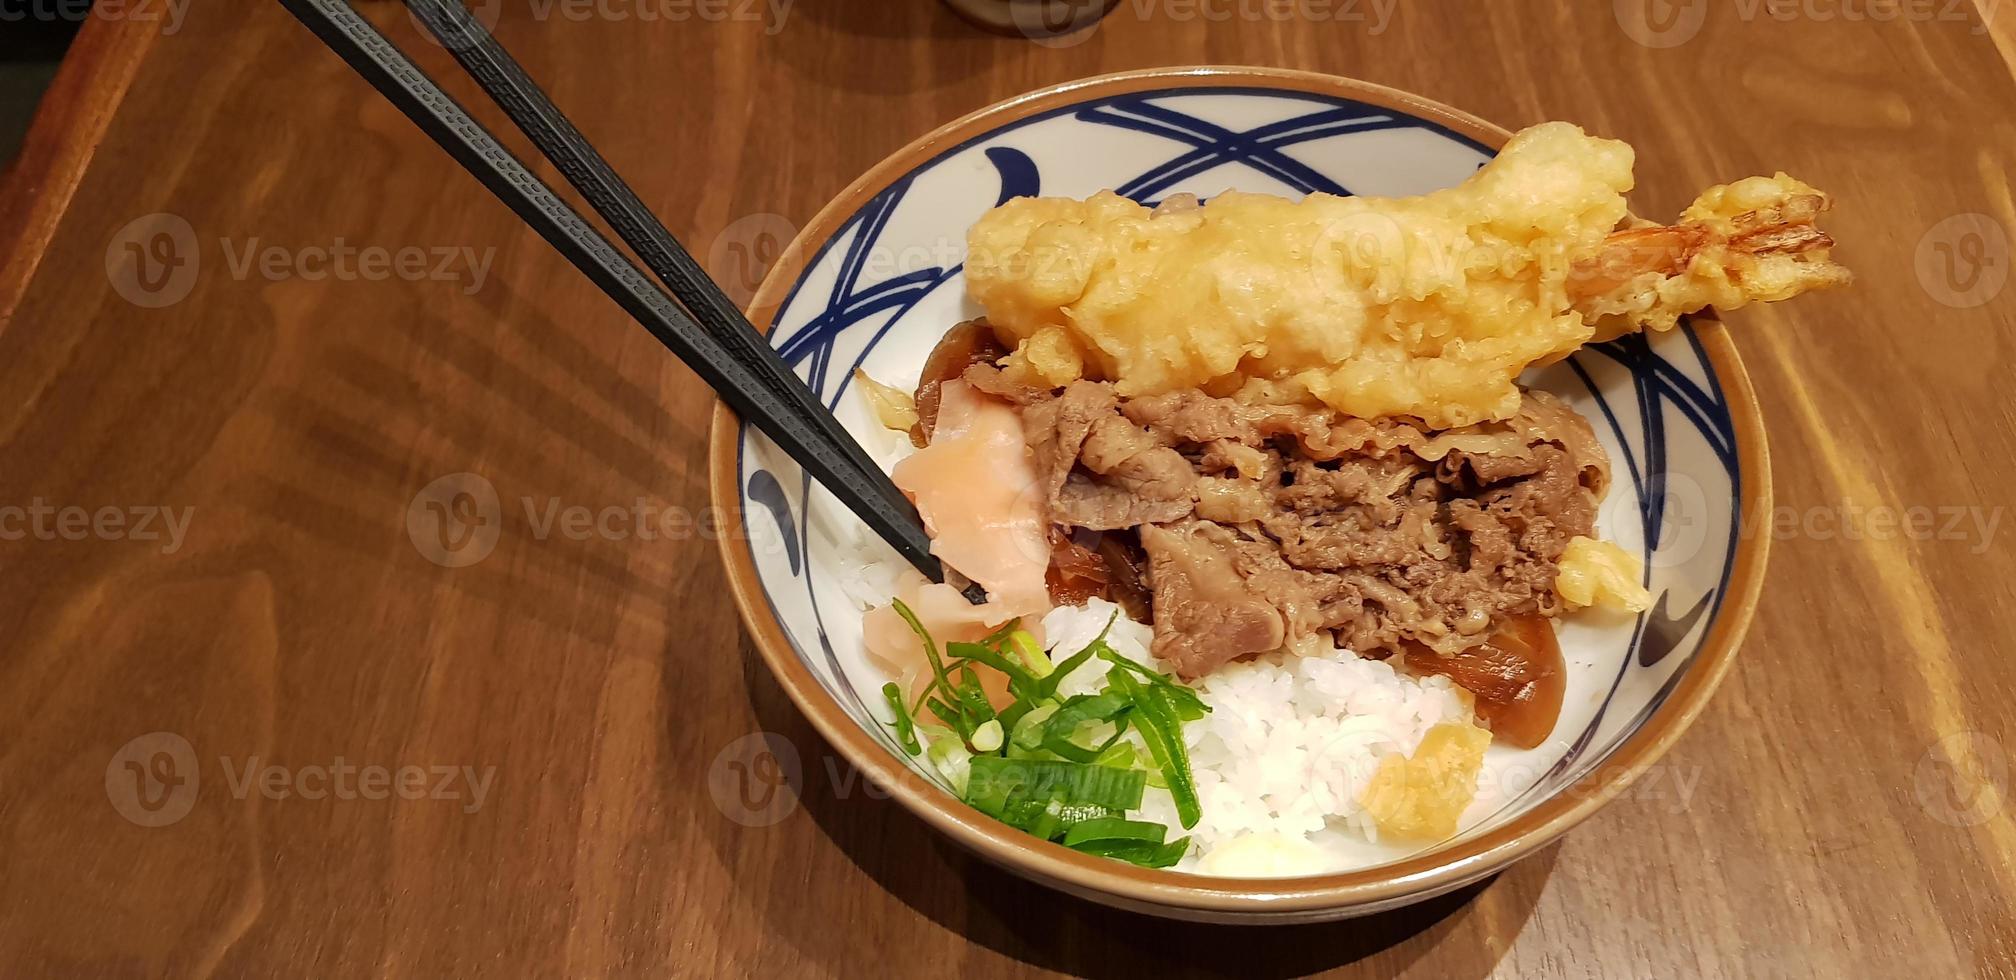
[706,65,1772,914]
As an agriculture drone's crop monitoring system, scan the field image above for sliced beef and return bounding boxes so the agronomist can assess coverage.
[1004,371,1611,669]
[958,342,1609,672]
[1120,389,1261,445]
[1139,520,1324,678]
[1121,389,1450,463]
[1020,380,1196,530]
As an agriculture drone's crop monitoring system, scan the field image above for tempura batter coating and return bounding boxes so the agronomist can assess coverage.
[966,123,1847,427]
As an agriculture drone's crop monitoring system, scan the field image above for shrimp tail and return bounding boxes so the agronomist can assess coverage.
[1571,174,1852,341]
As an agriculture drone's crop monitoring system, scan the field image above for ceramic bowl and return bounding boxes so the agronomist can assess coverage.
[708,67,1769,923]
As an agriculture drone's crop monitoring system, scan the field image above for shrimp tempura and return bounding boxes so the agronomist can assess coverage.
[965,123,1848,427]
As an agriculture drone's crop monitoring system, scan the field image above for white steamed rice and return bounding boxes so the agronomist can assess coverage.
[1040,599,1474,876]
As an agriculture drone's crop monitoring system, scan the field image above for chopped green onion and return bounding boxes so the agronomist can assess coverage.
[884,600,1207,868]
[1025,611,1116,702]
[946,641,1044,703]
[995,700,1032,737]
[923,695,965,736]
[970,718,1004,752]
[1090,740,1137,770]
[954,666,995,726]
[924,728,973,794]
[1061,816,1166,848]
[1038,692,1132,763]
[892,599,968,729]
[1035,644,1099,699]
[881,682,921,755]
[1010,702,1059,751]
[1096,644,1209,719]
[965,756,1147,819]
[1007,629,1053,678]
[978,618,1021,648]
[1020,789,1070,841]
[1105,669,1203,829]
[1071,835,1191,869]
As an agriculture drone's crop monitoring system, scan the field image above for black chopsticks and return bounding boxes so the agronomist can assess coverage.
[279,0,948,583]
[400,0,929,561]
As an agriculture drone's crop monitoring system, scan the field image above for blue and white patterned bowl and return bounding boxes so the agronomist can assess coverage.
[709,67,1770,923]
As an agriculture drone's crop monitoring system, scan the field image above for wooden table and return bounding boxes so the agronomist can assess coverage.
[3,2,2012,976]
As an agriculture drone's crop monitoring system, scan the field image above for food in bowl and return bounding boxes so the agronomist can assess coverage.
[843,121,1847,876]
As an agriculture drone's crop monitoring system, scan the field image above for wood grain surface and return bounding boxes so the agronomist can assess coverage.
[2,1,2013,977]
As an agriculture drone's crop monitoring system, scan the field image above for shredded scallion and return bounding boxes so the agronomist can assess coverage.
[874,605,1209,867]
